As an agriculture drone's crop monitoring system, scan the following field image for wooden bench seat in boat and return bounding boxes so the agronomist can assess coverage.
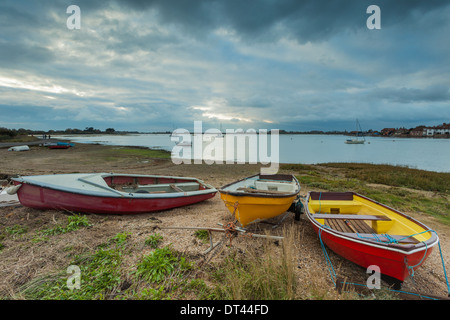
[121,182,200,194]
[315,214,394,234]
[325,217,375,234]
[236,187,293,195]
[322,218,415,243]
[312,214,392,221]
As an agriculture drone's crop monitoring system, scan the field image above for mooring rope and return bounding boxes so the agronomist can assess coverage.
[317,225,337,286]
[317,224,450,298]
[310,190,450,298]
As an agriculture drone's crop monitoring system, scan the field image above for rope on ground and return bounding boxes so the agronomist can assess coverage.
[355,229,449,296]
[318,225,337,287]
[317,225,450,299]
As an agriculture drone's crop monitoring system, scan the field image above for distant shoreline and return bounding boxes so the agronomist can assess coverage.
[52,132,449,138]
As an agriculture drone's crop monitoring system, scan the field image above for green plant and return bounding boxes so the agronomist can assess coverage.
[106,147,171,159]
[21,247,124,300]
[320,163,450,192]
[111,232,131,246]
[134,285,169,300]
[194,230,210,243]
[144,233,163,248]
[5,225,28,236]
[183,279,216,300]
[40,214,91,236]
[135,245,192,283]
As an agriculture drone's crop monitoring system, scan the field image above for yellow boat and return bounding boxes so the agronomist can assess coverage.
[219,174,301,227]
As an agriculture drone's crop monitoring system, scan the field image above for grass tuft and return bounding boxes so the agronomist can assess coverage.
[135,245,192,283]
[40,214,91,236]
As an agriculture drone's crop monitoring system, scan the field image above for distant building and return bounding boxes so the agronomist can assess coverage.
[424,123,450,136]
[410,127,424,137]
[394,127,408,135]
[381,128,395,136]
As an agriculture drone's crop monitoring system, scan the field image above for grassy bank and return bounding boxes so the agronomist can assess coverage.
[103,147,171,160]
[0,135,39,143]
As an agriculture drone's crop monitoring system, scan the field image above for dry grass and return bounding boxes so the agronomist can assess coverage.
[209,225,300,300]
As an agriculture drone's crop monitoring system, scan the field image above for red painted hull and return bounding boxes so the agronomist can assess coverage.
[15,182,216,214]
[305,192,438,283]
[310,224,433,282]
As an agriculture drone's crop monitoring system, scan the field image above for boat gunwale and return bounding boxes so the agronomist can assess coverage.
[218,174,300,198]
[305,191,439,255]
[12,173,217,199]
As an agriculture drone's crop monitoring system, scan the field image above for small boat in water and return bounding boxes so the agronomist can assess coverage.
[219,174,300,227]
[344,138,365,144]
[9,173,216,214]
[305,191,439,285]
[345,119,365,144]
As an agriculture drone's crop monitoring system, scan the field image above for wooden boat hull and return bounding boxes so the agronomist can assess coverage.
[309,223,434,282]
[219,174,300,227]
[305,192,438,282]
[11,173,216,214]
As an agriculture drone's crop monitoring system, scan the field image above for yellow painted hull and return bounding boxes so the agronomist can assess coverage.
[219,174,300,227]
[220,193,297,227]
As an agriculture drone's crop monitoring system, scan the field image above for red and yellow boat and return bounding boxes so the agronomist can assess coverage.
[305,191,439,285]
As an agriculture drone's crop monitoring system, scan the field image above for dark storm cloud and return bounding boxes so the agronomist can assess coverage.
[114,0,449,42]
[371,86,450,104]
[0,0,449,131]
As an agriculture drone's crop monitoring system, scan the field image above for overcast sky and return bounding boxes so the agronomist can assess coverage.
[1,0,449,132]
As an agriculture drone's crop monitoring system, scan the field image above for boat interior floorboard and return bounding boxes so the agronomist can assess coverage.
[326,218,375,234]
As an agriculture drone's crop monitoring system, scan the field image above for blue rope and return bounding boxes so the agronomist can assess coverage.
[403,230,449,295]
[436,240,450,295]
[312,192,449,297]
[384,234,398,244]
[341,280,441,300]
[317,226,450,298]
[406,241,428,279]
[318,226,337,286]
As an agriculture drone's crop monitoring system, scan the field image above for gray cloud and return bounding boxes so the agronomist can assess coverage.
[0,0,449,132]
[114,0,449,43]
[371,86,450,104]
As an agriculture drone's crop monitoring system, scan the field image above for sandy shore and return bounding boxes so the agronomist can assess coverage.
[0,142,449,300]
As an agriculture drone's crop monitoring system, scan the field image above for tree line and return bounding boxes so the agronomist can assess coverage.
[0,127,119,138]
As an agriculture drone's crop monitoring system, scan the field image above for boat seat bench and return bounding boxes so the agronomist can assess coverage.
[326,218,375,234]
[236,187,293,195]
[122,182,200,193]
[316,213,394,234]
[313,214,392,221]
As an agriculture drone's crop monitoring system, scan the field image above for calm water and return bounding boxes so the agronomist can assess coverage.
[54,134,450,173]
